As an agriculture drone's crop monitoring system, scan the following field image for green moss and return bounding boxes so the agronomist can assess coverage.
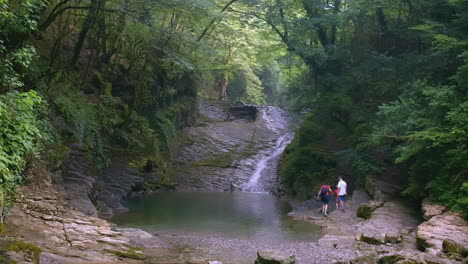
[46,144,70,170]
[193,152,234,168]
[103,247,145,260]
[6,240,41,264]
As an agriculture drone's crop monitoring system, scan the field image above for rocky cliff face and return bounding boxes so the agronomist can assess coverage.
[172,100,293,192]
[4,184,172,263]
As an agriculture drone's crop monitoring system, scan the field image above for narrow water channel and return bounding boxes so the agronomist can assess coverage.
[111,192,322,242]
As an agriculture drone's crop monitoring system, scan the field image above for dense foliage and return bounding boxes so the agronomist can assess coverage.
[370,63,468,214]
[267,0,467,216]
[0,91,51,215]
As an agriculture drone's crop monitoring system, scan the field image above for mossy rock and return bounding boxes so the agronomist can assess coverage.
[5,240,41,264]
[359,233,383,245]
[356,201,384,219]
[46,144,71,170]
[193,152,234,168]
[103,247,145,260]
[379,254,417,264]
[443,239,468,257]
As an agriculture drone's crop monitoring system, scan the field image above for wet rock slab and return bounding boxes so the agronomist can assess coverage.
[5,185,171,263]
[172,100,293,192]
[356,200,419,245]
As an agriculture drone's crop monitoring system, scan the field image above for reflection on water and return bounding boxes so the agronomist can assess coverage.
[112,192,321,241]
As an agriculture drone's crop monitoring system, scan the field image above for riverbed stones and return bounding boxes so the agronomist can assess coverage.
[416,211,468,254]
[255,249,296,264]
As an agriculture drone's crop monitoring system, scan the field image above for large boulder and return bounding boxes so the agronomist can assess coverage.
[378,252,452,264]
[421,198,446,220]
[255,249,296,264]
[416,211,468,254]
[356,201,384,219]
[364,176,404,202]
[356,200,419,245]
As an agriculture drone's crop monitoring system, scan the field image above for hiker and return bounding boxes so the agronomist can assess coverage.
[337,176,347,211]
[332,186,339,209]
[317,184,332,216]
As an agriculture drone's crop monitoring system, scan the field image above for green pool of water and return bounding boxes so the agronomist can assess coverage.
[111,192,322,241]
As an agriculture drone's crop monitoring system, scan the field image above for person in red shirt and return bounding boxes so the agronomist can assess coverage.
[332,186,339,209]
[316,184,332,216]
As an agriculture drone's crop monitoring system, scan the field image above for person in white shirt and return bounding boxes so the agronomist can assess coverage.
[337,176,347,211]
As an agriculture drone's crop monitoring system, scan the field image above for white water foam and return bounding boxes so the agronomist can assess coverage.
[242,132,294,193]
[242,106,295,193]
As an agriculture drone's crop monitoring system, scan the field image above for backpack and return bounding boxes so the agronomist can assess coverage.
[320,185,330,196]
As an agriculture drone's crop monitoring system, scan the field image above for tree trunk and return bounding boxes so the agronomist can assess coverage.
[70,0,104,66]
[217,72,228,101]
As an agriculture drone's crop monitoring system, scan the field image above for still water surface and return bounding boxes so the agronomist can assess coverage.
[112,192,321,241]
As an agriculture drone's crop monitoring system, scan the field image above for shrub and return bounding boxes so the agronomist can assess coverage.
[0,90,51,217]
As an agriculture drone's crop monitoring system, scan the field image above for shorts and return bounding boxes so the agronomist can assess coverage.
[338,195,346,202]
[321,195,330,204]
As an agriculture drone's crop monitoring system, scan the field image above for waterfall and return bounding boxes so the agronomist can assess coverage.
[242,107,295,193]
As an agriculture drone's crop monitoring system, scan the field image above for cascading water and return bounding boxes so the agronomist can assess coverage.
[242,107,295,193]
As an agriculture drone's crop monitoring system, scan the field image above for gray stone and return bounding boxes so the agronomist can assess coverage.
[356,200,419,246]
[356,201,384,219]
[359,232,384,245]
[116,227,172,249]
[421,198,446,220]
[379,253,417,264]
[442,239,468,257]
[416,211,468,254]
[5,251,35,264]
[255,249,296,264]
[384,232,401,244]
[364,177,404,202]
[333,254,379,264]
